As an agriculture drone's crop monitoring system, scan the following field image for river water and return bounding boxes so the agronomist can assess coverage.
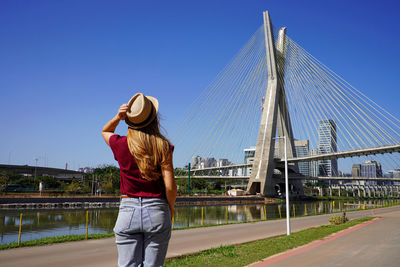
[0,199,396,245]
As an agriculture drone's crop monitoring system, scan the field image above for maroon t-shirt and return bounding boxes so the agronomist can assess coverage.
[109,134,170,198]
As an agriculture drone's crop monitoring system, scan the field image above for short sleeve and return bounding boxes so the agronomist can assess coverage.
[109,134,120,161]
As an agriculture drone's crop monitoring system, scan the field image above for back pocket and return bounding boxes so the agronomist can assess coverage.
[113,207,135,233]
[147,205,171,231]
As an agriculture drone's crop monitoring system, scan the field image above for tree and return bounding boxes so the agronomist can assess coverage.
[101,180,114,194]
[89,165,121,194]
[191,178,209,191]
[36,175,63,189]
[64,180,90,194]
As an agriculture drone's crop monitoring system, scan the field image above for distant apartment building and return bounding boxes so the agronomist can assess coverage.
[392,169,400,185]
[200,157,217,169]
[78,167,94,174]
[362,161,382,185]
[392,169,400,178]
[217,159,231,167]
[310,148,319,178]
[351,164,361,177]
[191,156,217,169]
[361,160,382,178]
[191,155,202,168]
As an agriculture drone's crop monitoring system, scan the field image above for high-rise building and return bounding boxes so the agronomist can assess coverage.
[200,157,217,169]
[217,159,231,167]
[244,146,256,176]
[294,140,310,177]
[318,119,338,177]
[310,148,318,178]
[360,160,382,185]
[361,160,382,178]
[191,156,217,169]
[351,164,361,177]
[191,155,202,169]
[393,169,400,178]
[392,169,400,185]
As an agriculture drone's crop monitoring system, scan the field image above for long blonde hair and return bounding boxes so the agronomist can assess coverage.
[126,116,171,181]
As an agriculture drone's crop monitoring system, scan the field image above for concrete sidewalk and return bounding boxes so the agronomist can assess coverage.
[0,206,397,267]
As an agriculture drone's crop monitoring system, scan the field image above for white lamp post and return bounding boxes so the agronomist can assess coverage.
[274,136,291,235]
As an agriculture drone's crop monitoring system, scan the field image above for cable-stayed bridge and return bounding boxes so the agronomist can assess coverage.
[170,11,400,196]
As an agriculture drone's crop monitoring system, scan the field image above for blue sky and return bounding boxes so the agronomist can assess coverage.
[1,0,400,170]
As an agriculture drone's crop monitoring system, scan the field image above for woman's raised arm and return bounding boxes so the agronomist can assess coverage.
[102,104,128,146]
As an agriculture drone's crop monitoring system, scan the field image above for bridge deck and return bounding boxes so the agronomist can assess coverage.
[284,144,400,162]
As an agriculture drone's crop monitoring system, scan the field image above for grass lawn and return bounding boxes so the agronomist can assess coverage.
[0,233,114,250]
[164,216,374,267]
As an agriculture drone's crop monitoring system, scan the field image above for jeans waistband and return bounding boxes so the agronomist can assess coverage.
[120,196,167,205]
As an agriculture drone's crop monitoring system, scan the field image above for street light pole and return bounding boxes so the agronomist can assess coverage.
[283,136,291,235]
[274,136,291,235]
[187,163,191,194]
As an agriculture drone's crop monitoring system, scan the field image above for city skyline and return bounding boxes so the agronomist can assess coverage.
[189,140,399,178]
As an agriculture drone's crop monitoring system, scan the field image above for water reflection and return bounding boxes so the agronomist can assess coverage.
[0,209,118,244]
[0,199,397,245]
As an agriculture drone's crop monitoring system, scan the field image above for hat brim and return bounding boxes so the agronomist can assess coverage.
[125,94,159,129]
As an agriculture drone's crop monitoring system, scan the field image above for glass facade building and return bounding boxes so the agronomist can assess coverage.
[294,140,310,177]
[318,119,338,177]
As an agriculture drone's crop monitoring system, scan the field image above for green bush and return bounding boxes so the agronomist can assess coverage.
[64,180,90,194]
[329,212,349,225]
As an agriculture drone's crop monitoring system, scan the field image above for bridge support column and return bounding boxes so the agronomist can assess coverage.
[318,186,323,196]
[246,11,302,196]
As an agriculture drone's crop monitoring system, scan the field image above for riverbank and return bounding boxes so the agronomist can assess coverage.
[0,195,275,209]
[309,195,400,201]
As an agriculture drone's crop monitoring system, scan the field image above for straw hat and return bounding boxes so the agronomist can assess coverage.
[125,93,159,129]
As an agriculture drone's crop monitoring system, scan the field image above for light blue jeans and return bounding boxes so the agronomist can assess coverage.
[114,197,172,267]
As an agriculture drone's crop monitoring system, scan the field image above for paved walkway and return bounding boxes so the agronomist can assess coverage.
[0,206,398,267]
